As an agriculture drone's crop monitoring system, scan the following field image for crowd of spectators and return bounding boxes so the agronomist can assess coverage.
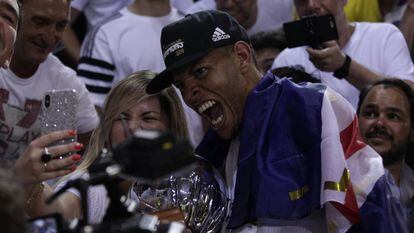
[1,0,414,232]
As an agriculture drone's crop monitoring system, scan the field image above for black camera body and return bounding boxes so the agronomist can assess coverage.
[111,130,195,180]
[283,14,339,49]
[42,130,195,233]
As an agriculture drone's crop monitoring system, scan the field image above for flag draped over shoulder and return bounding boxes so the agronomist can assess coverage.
[319,87,396,233]
[196,73,406,233]
[321,87,407,233]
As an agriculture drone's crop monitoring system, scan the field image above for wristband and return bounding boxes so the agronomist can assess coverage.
[333,54,351,79]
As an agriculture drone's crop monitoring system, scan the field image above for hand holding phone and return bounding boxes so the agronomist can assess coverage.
[306,40,348,73]
[40,89,78,159]
[283,14,339,49]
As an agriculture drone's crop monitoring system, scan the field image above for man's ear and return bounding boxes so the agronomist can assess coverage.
[233,41,253,72]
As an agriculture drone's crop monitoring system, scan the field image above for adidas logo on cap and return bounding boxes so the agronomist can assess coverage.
[212,27,230,42]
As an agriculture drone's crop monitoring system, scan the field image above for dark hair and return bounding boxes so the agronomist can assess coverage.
[357,78,414,126]
[250,28,288,52]
[0,169,25,233]
[271,65,321,84]
[358,79,414,169]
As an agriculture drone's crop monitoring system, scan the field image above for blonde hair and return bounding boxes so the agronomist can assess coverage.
[59,70,189,182]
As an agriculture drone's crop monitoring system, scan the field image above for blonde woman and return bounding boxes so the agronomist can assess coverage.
[22,70,189,223]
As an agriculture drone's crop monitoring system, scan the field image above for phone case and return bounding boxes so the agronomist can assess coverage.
[283,14,338,49]
[40,89,78,159]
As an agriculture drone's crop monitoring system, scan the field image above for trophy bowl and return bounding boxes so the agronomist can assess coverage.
[132,156,229,233]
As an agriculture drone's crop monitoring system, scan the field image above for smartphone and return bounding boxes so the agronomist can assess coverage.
[283,14,338,49]
[27,213,63,233]
[40,89,78,159]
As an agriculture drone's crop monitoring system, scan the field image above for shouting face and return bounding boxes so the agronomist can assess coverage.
[172,44,255,140]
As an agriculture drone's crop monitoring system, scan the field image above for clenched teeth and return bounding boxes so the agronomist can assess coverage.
[212,114,224,126]
[198,100,216,114]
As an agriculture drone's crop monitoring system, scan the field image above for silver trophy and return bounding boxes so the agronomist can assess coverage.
[133,156,229,233]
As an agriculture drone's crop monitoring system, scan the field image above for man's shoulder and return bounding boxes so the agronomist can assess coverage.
[278,77,326,95]
[70,0,89,11]
[354,21,399,35]
[39,55,88,90]
[261,73,326,96]
[275,46,308,64]
[95,11,130,30]
[85,10,130,37]
[85,8,157,43]
[277,46,307,57]
[41,55,76,77]
[0,66,12,77]
[186,0,215,14]
[356,21,398,29]
[96,7,174,30]
[272,47,310,70]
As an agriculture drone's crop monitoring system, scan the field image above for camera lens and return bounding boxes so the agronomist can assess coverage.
[45,95,50,108]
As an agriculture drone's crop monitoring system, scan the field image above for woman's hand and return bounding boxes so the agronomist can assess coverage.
[14,129,83,186]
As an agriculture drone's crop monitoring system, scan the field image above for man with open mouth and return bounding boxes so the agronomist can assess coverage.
[147,10,405,233]
[0,0,98,161]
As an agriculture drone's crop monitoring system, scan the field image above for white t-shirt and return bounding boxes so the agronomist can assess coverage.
[0,55,99,160]
[186,0,293,36]
[78,7,182,107]
[71,0,134,28]
[171,0,196,15]
[272,22,414,108]
[185,0,216,14]
[247,0,292,36]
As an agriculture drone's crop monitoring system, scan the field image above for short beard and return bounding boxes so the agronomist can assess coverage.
[381,144,406,167]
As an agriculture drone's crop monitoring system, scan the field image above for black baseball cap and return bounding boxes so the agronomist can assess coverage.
[146,10,250,94]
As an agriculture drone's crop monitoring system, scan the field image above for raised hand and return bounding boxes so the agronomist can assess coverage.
[306,40,347,73]
[14,129,83,186]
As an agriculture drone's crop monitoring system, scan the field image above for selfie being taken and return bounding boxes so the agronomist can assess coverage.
[1,0,414,233]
